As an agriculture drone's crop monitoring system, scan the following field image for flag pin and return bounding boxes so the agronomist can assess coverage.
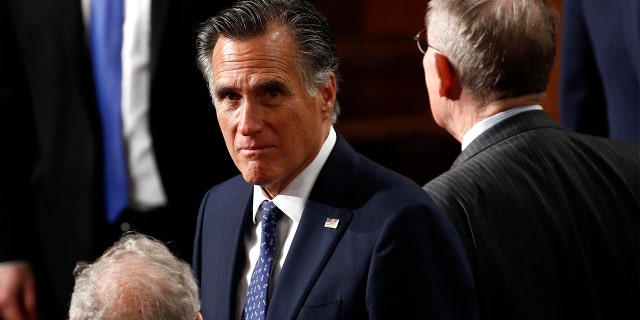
[324,218,339,229]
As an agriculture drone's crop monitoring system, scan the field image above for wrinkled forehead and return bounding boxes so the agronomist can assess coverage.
[211,27,303,82]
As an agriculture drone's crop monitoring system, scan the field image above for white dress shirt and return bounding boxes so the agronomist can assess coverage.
[235,127,337,319]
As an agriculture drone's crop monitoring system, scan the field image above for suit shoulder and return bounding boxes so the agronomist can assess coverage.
[424,170,472,214]
[203,174,248,201]
[356,153,422,189]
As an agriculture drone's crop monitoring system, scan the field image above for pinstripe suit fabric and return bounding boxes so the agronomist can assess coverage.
[424,110,639,320]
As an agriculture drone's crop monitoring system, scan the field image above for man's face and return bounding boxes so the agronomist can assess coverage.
[211,26,334,196]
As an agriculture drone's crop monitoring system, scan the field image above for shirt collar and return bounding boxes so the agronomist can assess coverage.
[461,104,543,150]
[252,126,337,224]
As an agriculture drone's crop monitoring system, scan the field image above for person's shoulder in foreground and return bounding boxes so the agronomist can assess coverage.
[192,0,478,318]
[69,232,203,320]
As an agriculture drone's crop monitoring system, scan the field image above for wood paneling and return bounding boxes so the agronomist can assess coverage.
[317,0,563,183]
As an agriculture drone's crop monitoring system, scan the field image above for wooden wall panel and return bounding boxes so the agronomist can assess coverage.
[317,0,563,183]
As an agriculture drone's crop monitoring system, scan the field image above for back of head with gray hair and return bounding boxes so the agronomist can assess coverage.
[427,0,558,103]
[196,0,341,122]
[68,233,200,320]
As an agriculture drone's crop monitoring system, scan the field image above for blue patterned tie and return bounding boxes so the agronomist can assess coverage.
[243,200,282,320]
[90,0,128,224]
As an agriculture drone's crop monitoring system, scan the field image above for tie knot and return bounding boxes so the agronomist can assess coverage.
[260,200,282,228]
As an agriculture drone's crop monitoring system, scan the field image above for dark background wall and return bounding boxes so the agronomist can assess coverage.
[316,0,563,184]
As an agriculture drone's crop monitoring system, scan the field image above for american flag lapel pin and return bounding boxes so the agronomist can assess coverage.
[324,218,339,229]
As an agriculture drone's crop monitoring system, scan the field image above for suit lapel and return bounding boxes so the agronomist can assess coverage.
[202,179,254,319]
[268,202,352,319]
[267,133,357,319]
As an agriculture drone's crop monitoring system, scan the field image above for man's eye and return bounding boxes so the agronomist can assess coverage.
[267,90,281,98]
[218,92,240,101]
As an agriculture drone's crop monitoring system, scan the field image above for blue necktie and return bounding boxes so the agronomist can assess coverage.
[90,0,128,224]
[243,200,282,320]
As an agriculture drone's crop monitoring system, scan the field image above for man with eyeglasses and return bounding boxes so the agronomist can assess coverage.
[418,0,639,319]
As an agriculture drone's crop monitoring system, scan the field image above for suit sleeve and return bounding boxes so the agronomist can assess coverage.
[0,0,37,262]
[366,200,478,319]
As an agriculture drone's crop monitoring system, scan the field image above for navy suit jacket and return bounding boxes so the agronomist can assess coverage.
[194,133,478,319]
[425,110,640,320]
[559,0,640,143]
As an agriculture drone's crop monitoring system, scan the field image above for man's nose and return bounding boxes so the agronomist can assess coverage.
[237,99,264,136]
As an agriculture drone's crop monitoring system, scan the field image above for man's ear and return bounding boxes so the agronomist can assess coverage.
[434,53,459,99]
[318,72,337,119]
[196,311,203,320]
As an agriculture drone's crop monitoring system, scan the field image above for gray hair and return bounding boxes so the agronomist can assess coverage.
[427,0,557,102]
[196,0,341,123]
[68,233,200,320]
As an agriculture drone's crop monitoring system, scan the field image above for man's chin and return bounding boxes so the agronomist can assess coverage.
[240,168,270,187]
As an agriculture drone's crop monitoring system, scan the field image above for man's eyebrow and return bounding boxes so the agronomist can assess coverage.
[214,85,236,96]
[255,79,288,92]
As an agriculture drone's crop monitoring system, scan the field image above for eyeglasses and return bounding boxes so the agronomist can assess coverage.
[413,29,431,54]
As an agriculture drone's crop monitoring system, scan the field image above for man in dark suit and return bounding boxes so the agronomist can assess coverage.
[192,0,478,319]
[419,0,639,319]
[559,0,639,143]
[0,0,235,318]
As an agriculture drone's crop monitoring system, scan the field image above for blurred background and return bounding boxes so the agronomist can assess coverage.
[316,0,563,184]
